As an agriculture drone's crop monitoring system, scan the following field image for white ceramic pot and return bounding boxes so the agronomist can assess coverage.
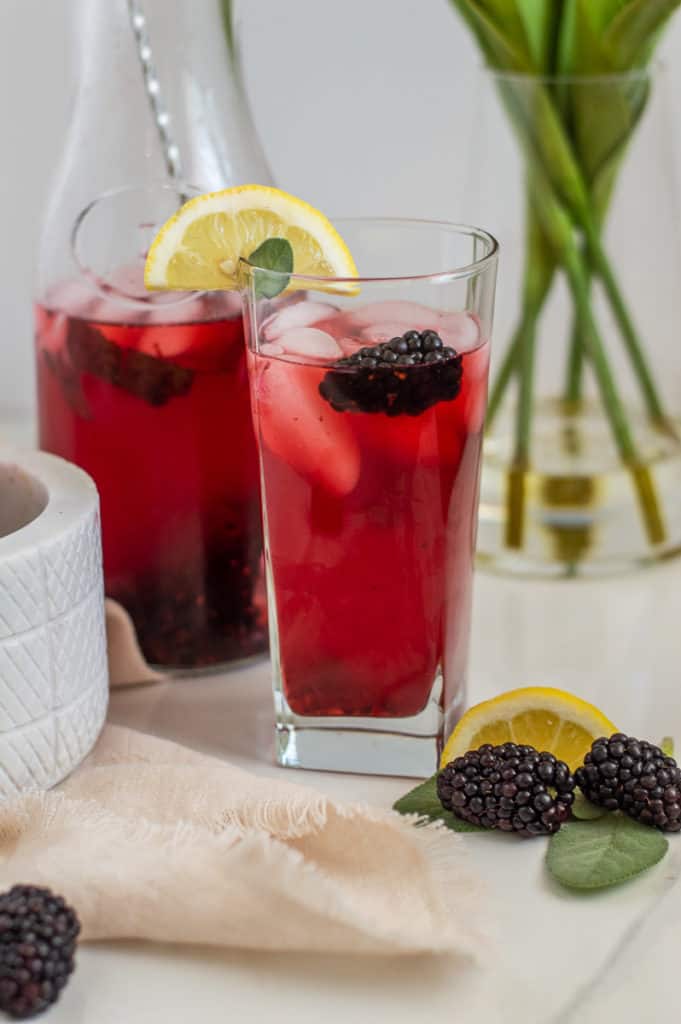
[0,448,108,795]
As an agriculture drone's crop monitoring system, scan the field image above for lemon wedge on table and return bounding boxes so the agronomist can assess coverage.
[144,184,358,294]
[441,687,617,772]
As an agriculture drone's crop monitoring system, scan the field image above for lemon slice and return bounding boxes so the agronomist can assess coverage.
[144,184,358,294]
[441,687,617,771]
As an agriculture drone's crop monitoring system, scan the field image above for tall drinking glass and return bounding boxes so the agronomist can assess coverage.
[241,219,498,776]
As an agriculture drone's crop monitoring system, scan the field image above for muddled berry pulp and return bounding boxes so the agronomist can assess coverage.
[36,285,267,669]
[251,309,489,717]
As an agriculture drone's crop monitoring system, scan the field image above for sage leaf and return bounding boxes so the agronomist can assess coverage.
[571,791,606,820]
[661,737,675,758]
[547,815,669,890]
[393,776,485,833]
[248,237,293,299]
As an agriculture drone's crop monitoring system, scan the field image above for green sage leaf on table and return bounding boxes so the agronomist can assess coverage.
[571,791,606,821]
[547,815,668,890]
[393,776,485,833]
[248,238,294,299]
[660,736,675,758]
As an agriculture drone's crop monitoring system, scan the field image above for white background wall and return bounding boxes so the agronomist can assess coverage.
[1,0,681,420]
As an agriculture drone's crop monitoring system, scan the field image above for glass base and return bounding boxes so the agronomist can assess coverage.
[274,675,444,778]
[478,399,681,578]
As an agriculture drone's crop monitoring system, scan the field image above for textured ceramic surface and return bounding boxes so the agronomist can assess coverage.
[0,448,108,795]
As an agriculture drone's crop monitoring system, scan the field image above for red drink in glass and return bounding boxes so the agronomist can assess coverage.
[242,218,497,775]
[250,304,489,718]
[35,279,267,669]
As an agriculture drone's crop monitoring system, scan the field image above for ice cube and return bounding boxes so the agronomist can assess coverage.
[360,322,409,342]
[349,301,441,331]
[105,263,148,299]
[277,327,343,361]
[201,290,242,319]
[338,336,366,356]
[141,298,207,327]
[45,278,100,319]
[39,311,69,355]
[261,300,339,340]
[259,342,285,357]
[438,312,480,351]
[256,358,360,495]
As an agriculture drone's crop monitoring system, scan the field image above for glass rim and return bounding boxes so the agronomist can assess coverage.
[483,63,659,86]
[240,217,499,287]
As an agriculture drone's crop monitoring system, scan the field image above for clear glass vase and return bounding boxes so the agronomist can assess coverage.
[467,67,681,577]
[35,0,272,673]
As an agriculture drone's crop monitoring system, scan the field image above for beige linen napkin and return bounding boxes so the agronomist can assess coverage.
[0,725,487,958]
[105,599,164,687]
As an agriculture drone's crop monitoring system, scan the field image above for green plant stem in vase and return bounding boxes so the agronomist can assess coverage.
[452,0,681,572]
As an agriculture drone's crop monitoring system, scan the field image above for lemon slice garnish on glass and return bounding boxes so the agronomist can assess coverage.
[144,184,358,294]
[441,687,618,771]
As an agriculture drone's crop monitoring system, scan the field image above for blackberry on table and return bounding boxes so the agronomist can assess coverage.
[576,734,681,832]
[0,885,80,1019]
[318,329,463,416]
[437,743,575,837]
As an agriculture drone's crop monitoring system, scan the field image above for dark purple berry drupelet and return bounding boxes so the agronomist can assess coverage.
[319,329,463,416]
[437,743,575,837]
[0,885,80,1019]
[576,734,681,832]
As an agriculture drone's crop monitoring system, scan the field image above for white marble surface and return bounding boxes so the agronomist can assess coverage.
[37,557,681,1023]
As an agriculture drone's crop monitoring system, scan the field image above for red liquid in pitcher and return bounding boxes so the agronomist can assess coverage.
[35,279,266,668]
[250,301,489,717]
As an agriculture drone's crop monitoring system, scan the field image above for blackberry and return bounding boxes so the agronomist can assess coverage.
[437,743,575,837]
[318,329,463,416]
[0,885,80,1019]
[576,734,681,832]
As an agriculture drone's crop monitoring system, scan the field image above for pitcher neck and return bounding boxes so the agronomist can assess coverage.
[75,0,234,90]
[67,0,272,191]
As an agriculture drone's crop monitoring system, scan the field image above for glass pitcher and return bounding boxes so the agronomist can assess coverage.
[35,0,272,672]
